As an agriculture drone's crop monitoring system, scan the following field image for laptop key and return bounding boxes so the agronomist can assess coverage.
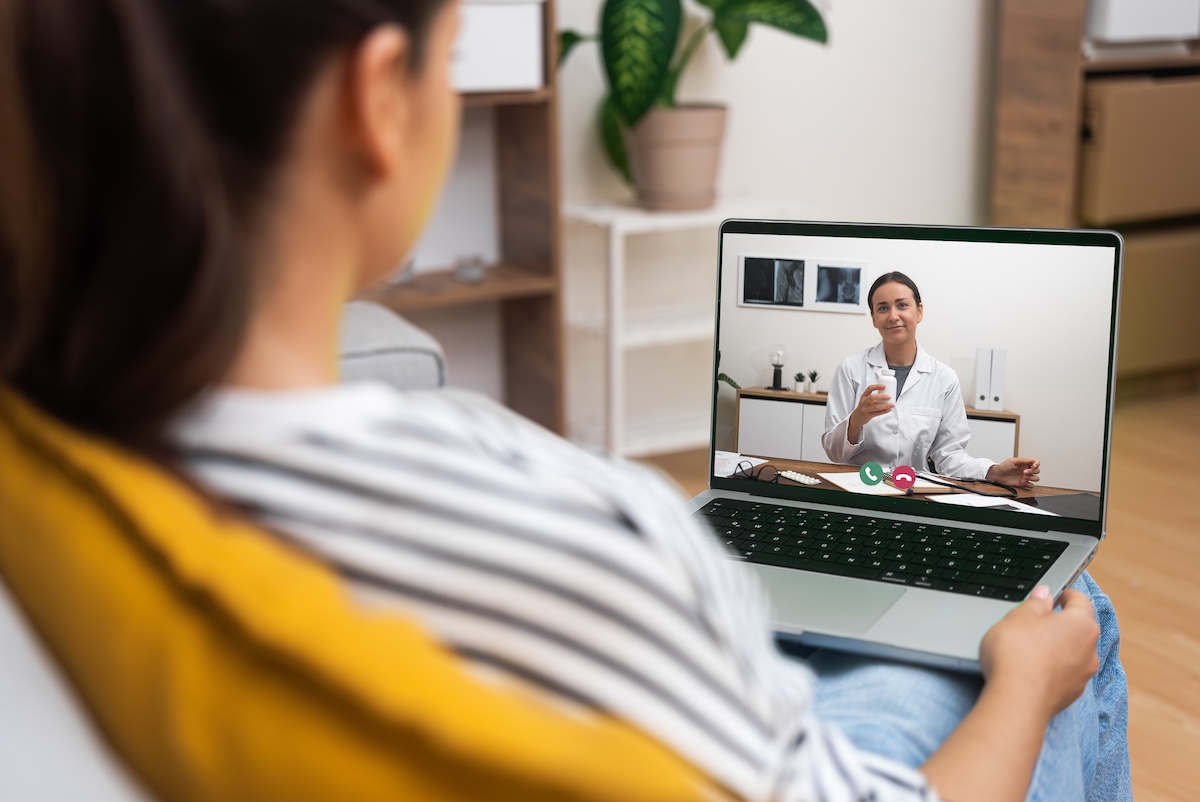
[748,552,881,581]
[968,574,1033,592]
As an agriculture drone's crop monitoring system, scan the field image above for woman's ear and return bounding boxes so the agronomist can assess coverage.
[344,25,412,179]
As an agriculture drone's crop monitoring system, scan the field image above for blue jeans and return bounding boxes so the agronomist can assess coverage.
[801,572,1131,801]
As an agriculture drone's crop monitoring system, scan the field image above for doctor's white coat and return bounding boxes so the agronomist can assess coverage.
[822,343,993,479]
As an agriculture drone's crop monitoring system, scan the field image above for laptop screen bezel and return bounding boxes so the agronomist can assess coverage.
[710,219,1123,539]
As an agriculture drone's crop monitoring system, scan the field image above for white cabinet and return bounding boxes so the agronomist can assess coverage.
[1086,0,1200,43]
[736,394,829,462]
[454,1,545,93]
[735,388,1020,466]
[967,416,1021,465]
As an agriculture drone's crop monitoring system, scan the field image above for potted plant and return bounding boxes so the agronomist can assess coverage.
[560,0,827,210]
[807,369,822,393]
[793,371,808,393]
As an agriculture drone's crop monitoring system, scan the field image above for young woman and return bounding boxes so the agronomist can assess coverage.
[0,1,1127,800]
[823,272,1041,486]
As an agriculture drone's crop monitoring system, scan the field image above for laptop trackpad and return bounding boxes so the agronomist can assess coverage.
[754,566,906,635]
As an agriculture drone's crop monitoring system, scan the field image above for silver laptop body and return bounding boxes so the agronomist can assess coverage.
[687,220,1122,672]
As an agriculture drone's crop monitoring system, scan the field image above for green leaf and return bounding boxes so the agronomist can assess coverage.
[558,30,593,68]
[716,0,828,44]
[600,0,682,126]
[599,95,633,184]
[714,17,749,58]
[718,372,741,390]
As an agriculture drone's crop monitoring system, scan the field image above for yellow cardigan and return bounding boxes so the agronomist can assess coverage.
[0,388,721,802]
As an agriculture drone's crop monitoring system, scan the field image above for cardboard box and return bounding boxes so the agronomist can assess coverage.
[453,1,545,93]
[1079,76,1200,225]
[1116,225,1200,376]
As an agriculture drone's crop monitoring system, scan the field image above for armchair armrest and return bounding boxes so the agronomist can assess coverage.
[339,301,445,391]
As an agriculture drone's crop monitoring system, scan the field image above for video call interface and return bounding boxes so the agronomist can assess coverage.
[713,226,1120,525]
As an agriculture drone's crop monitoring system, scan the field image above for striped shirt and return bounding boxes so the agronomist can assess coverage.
[172,382,940,802]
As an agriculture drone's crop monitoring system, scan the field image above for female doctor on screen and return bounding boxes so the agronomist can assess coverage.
[822,272,1040,486]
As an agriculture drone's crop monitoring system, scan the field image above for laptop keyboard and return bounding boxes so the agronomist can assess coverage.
[695,498,1067,601]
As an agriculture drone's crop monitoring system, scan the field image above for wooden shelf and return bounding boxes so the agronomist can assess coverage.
[989,0,1200,384]
[963,406,1021,423]
[361,0,565,435]
[463,88,553,108]
[1083,41,1200,74]
[738,387,828,402]
[362,263,556,313]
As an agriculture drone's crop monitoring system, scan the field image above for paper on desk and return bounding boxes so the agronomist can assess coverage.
[714,451,767,478]
[818,472,906,495]
[930,493,1059,516]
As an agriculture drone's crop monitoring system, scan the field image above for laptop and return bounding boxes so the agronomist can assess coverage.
[686,220,1122,672]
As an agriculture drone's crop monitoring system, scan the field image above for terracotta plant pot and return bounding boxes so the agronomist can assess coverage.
[624,104,727,211]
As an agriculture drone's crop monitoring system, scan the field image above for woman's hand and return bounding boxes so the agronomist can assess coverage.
[986,457,1040,487]
[846,383,893,444]
[981,586,1100,717]
[922,587,1099,802]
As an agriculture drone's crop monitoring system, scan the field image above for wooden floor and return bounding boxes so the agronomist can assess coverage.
[640,392,1200,801]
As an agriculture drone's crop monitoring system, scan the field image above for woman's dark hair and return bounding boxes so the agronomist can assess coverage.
[0,0,448,459]
[867,271,922,310]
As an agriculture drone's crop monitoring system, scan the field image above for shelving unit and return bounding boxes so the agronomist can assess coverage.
[989,0,1200,383]
[565,199,795,456]
[366,3,564,433]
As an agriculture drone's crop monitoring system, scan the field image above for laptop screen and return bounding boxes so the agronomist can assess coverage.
[712,220,1122,537]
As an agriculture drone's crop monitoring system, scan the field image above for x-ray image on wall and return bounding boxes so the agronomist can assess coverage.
[740,257,805,307]
[816,265,862,305]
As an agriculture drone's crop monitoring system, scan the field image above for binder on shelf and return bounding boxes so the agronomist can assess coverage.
[988,349,1007,412]
[974,348,992,409]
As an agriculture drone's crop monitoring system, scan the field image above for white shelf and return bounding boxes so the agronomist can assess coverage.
[621,413,712,458]
[622,308,714,349]
[571,306,714,349]
[565,199,794,235]
[564,198,800,455]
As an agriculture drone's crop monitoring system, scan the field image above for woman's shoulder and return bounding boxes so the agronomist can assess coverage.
[174,381,544,457]
[836,344,881,373]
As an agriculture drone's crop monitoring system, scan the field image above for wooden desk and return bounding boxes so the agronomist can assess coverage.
[741,456,1095,503]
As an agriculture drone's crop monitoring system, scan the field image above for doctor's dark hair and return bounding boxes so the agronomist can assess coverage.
[0,0,450,459]
[867,272,923,310]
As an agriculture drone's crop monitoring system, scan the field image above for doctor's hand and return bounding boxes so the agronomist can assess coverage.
[846,383,894,445]
[986,457,1041,487]
[848,383,893,426]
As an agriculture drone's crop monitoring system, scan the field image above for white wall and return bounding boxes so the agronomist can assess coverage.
[556,0,1001,450]
[558,0,996,220]
[716,233,1117,491]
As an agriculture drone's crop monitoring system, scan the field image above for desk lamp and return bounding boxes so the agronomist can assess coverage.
[768,344,788,390]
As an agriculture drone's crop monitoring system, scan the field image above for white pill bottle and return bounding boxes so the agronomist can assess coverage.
[878,368,897,407]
